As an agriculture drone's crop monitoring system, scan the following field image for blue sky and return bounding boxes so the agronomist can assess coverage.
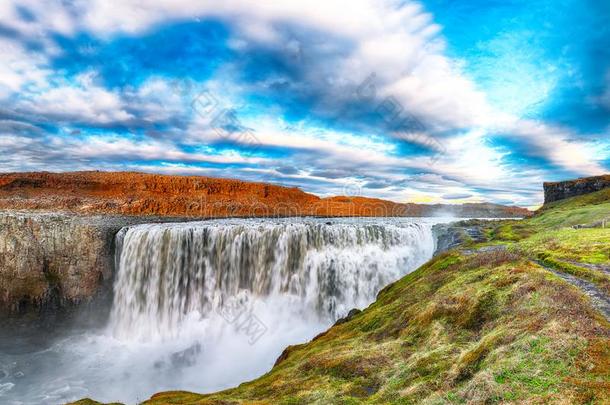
[0,1,608,207]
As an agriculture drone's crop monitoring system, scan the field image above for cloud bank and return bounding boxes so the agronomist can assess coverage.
[0,0,608,207]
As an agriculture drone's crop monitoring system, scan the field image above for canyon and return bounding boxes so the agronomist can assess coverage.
[0,173,607,404]
[0,171,530,315]
[1,217,440,404]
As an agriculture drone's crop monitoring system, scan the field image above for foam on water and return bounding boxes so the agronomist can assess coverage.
[0,217,443,404]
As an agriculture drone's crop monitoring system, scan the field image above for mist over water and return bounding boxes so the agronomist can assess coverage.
[0,217,444,404]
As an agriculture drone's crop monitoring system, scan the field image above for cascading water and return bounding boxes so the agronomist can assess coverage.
[110,218,435,342]
[0,217,444,405]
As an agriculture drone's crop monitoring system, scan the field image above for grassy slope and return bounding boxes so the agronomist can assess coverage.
[75,190,610,405]
[495,189,610,296]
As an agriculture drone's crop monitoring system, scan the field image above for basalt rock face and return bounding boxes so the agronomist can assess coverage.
[544,175,610,204]
[0,211,151,315]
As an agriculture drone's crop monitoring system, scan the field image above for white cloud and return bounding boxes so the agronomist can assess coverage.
[0,1,75,37]
[500,118,607,177]
[58,135,271,165]
[18,80,133,124]
[1,1,486,130]
[128,77,188,122]
[0,131,269,169]
[0,38,50,99]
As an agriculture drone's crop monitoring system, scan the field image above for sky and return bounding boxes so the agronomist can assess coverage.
[0,1,609,208]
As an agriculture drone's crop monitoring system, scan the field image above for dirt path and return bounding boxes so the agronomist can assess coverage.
[535,260,610,321]
[566,260,610,276]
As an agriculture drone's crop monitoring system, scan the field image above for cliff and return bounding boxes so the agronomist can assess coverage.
[544,174,610,204]
[0,171,531,218]
[0,212,166,314]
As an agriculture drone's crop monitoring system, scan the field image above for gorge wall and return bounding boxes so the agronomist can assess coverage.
[0,212,157,314]
[544,174,610,204]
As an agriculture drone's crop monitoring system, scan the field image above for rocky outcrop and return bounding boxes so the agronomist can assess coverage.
[544,175,610,204]
[432,220,489,255]
[0,211,160,314]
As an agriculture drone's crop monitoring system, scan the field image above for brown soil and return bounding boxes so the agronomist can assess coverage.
[0,171,531,218]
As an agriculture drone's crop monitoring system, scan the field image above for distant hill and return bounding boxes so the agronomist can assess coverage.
[0,171,531,218]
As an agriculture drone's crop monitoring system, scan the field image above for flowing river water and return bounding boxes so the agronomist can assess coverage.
[0,217,449,404]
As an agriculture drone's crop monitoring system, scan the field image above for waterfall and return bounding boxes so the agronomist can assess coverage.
[109,218,436,341]
[0,217,441,405]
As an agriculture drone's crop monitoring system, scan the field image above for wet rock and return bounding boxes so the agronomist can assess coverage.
[0,382,14,395]
[432,220,488,255]
[565,260,610,276]
[170,343,202,368]
[461,245,508,256]
[334,308,362,326]
[572,218,610,229]
[536,260,610,321]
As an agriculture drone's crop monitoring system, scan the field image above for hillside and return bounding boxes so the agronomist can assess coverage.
[74,188,609,404]
[0,171,530,218]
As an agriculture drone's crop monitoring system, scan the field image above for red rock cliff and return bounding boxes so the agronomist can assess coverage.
[0,171,531,218]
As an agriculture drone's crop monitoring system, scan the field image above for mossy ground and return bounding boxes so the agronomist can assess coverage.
[73,190,610,405]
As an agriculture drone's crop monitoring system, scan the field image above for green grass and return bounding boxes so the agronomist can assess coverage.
[491,221,535,242]
[70,189,610,405]
[531,189,610,229]
[535,253,610,295]
[517,228,610,264]
[509,197,610,295]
